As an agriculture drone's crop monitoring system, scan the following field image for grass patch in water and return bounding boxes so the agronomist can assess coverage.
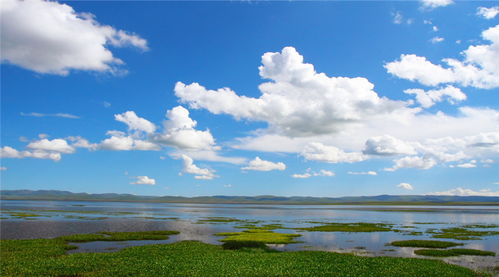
[414,248,496,257]
[390,240,463,248]
[0,238,480,276]
[297,222,394,232]
[235,223,284,230]
[461,224,499,229]
[216,229,301,244]
[428,227,499,240]
[59,230,179,242]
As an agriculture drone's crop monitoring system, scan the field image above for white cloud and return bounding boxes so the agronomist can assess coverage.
[170,150,246,165]
[0,146,61,161]
[420,0,453,9]
[291,172,312,179]
[404,85,466,108]
[397,182,414,190]
[99,131,159,151]
[386,25,499,89]
[392,11,403,24]
[20,112,80,119]
[302,142,365,163]
[115,111,156,134]
[0,0,147,75]
[152,106,216,151]
[385,54,455,86]
[429,187,499,196]
[348,171,377,176]
[27,138,75,154]
[180,154,217,180]
[363,135,416,156]
[385,156,437,171]
[0,167,7,171]
[242,157,286,171]
[455,160,477,168]
[176,47,408,137]
[131,176,156,185]
[430,36,445,44]
[432,26,439,32]
[292,168,334,178]
[477,6,499,19]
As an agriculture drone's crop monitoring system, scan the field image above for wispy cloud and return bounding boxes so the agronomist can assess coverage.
[21,112,80,119]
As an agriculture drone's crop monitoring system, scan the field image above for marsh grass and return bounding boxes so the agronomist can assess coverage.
[0,239,481,276]
[390,240,463,248]
[414,248,496,257]
[216,229,301,244]
[58,230,179,242]
[297,222,394,232]
[427,227,499,240]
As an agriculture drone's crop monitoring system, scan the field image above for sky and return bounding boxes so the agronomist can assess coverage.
[1,0,498,197]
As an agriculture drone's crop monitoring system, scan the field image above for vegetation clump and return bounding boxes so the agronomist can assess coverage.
[297,222,394,232]
[235,223,284,230]
[0,238,479,276]
[221,240,269,250]
[59,230,179,242]
[390,240,463,248]
[414,248,496,257]
[427,227,499,240]
[461,224,499,229]
[216,229,301,244]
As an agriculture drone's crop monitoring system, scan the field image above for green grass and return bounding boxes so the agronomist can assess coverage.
[428,227,499,240]
[216,229,301,244]
[0,238,481,276]
[389,240,463,248]
[461,224,499,229]
[297,222,394,232]
[235,223,284,230]
[5,212,42,218]
[58,230,179,242]
[414,248,496,257]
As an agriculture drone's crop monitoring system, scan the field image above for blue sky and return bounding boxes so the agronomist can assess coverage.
[1,0,498,197]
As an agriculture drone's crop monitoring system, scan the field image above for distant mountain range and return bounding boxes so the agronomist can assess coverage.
[1,190,498,205]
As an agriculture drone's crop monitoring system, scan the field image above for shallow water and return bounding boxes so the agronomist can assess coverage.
[1,200,498,271]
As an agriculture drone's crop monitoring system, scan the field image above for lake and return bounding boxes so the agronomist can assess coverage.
[1,200,498,271]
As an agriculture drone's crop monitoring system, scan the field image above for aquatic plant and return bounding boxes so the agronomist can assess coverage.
[390,240,463,248]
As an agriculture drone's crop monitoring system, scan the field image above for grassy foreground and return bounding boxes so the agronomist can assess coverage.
[1,237,481,277]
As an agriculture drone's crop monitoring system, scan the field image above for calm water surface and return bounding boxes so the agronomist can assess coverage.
[1,200,498,271]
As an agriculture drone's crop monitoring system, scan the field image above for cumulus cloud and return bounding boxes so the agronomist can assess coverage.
[180,154,217,180]
[242,157,286,171]
[176,47,408,137]
[386,25,499,89]
[20,112,80,119]
[27,138,75,154]
[385,156,437,171]
[430,36,445,44]
[397,182,414,190]
[152,106,216,151]
[1,146,62,161]
[453,160,477,168]
[363,135,416,156]
[291,168,334,178]
[115,111,156,134]
[0,0,147,75]
[302,142,365,163]
[477,6,499,19]
[385,54,455,86]
[404,85,466,108]
[348,171,377,176]
[130,176,156,185]
[420,0,453,9]
[429,187,499,196]
[99,131,159,151]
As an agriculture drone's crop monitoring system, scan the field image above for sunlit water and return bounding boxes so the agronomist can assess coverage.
[1,200,498,271]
